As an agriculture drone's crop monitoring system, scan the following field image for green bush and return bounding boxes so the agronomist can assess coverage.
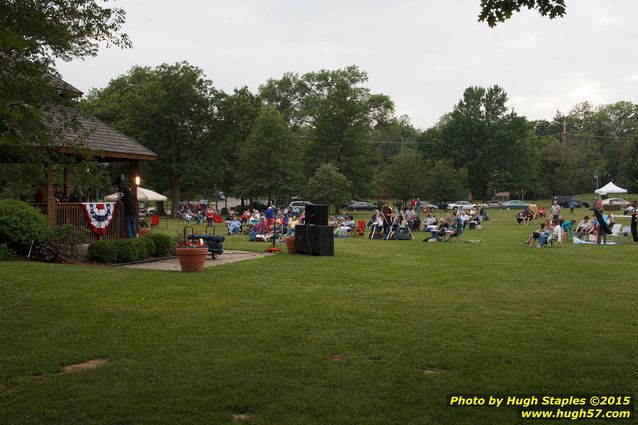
[115,239,139,263]
[0,243,16,261]
[139,237,156,257]
[51,224,90,257]
[87,240,118,263]
[0,200,49,253]
[145,233,174,256]
[88,234,175,264]
[131,238,148,261]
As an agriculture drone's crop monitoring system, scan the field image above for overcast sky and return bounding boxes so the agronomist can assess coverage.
[57,0,638,130]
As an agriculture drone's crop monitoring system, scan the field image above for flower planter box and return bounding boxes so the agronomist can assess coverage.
[176,247,208,272]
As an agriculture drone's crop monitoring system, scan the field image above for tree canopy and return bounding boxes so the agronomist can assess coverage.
[80,62,219,212]
[1,0,129,148]
[479,0,566,27]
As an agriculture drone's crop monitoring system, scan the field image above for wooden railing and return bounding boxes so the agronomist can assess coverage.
[30,202,125,242]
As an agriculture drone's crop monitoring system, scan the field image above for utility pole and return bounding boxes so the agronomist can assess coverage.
[562,119,568,144]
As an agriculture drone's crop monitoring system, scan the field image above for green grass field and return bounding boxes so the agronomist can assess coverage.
[1,208,636,424]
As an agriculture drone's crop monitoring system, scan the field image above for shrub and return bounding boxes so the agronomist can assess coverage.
[0,243,16,261]
[115,239,139,263]
[139,237,156,257]
[131,238,148,261]
[0,200,49,253]
[31,242,72,263]
[51,225,90,257]
[88,240,118,263]
[146,233,174,256]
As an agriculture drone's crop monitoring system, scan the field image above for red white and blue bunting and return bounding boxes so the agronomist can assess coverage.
[82,202,116,235]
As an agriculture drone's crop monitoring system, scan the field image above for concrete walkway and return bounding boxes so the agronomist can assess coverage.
[121,250,271,271]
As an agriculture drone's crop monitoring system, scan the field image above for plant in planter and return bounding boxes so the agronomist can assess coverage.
[175,240,208,272]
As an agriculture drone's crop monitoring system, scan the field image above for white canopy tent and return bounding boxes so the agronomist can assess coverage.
[104,187,167,202]
[595,181,627,196]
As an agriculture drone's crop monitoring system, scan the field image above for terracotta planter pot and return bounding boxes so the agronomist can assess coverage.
[176,247,208,272]
[284,236,296,254]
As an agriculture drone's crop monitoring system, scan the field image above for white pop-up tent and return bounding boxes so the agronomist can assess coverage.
[104,187,167,202]
[595,181,627,196]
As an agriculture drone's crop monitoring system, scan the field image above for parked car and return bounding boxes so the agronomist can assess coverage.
[447,201,478,211]
[420,202,438,212]
[601,198,630,208]
[553,196,588,208]
[288,200,314,212]
[482,200,502,209]
[344,201,376,211]
[501,200,529,209]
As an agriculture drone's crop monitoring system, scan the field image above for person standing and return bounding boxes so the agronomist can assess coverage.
[121,186,137,238]
[206,205,215,227]
[264,204,276,228]
[415,197,422,216]
[594,208,609,245]
[551,200,561,225]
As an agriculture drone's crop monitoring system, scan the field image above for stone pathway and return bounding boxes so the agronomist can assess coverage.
[122,250,271,271]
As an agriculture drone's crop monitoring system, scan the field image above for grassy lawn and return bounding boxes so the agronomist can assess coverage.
[1,207,636,424]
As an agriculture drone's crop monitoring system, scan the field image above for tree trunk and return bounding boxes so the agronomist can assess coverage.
[156,201,167,216]
[171,178,181,218]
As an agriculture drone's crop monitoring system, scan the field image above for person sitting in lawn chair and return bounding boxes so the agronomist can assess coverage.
[524,219,551,247]
[443,218,462,242]
[249,217,268,241]
[575,215,594,240]
[182,211,192,225]
[335,217,350,238]
[368,211,386,238]
[227,216,242,235]
[516,210,526,225]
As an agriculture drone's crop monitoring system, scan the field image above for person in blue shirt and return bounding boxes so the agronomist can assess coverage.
[264,205,276,228]
[594,209,609,245]
[561,219,575,240]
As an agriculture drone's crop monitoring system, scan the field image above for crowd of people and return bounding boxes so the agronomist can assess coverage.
[176,197,637,247]
[521,199,626,246]
[366,202,487,241]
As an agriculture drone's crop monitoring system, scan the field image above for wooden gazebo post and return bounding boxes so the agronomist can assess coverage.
[46,163,56,230]
[130,159,139,233]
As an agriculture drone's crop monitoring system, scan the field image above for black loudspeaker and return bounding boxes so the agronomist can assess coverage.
[305,204,328,226]
[295,225,334,256]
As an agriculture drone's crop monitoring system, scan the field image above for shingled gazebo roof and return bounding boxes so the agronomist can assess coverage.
[46,104,158,162]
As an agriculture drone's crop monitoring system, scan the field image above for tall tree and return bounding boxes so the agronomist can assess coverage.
[423,160,468,204]
[619,131,638,193]
[305,164,352,212]
[260,66,394,196]
[214,87,262,199]
[378,151,427,202]
[1,0,129,148]
[234,106,302,201]
[81,62,219,213]
[439,85,529,201]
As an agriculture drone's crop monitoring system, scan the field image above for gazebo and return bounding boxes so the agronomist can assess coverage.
[1,77,158,240]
